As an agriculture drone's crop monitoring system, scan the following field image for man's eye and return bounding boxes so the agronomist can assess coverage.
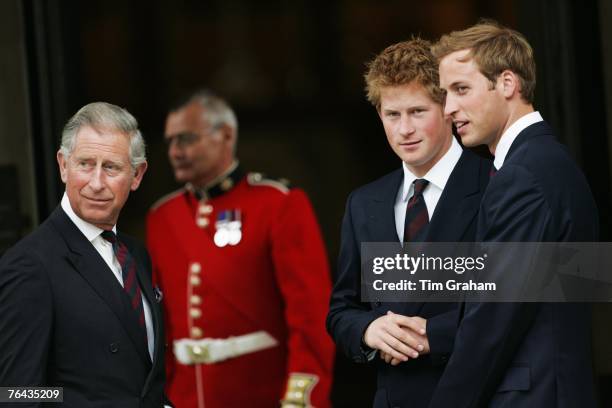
[181,133,199,143]
[457,86,468,94]
[165,132,200,147]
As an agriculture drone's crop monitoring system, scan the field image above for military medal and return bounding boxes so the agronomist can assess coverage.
[227,210,242,245]
[214,227,229,247]
[214,209,242,247]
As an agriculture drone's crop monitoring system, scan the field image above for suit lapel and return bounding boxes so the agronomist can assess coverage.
[403,151,486,316]
[365,168,403,243]
[49,207,152,367]
[126,243,161,397]
[427,150,484,242]
[364,169,408,315]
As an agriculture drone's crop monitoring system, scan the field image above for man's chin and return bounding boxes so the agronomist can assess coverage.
[173,170,192,184]
[399,152,425,168]
[78,210,115,228]
[459,133,479,147]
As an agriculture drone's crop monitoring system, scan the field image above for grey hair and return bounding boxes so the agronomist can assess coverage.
[172,89,239,136]
[60,102,146,169]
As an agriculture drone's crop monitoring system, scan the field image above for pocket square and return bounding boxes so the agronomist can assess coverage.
[153,285,164,303]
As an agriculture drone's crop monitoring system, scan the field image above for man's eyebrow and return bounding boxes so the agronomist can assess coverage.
[445,81,465,90]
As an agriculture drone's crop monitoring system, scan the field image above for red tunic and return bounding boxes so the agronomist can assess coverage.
[146,167,334,407]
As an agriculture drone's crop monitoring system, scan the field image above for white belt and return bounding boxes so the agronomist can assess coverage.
[174,331,278,365]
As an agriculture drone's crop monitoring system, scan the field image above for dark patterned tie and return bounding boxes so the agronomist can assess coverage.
[100,231,147,338]
[489,166,497,178]
[404,179,430,242]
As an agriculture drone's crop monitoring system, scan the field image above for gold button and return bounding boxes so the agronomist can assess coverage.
[196,217,209,228]
[221,178,234,191]
[190,262,201,274]
[191,327,203,338]
[199,204,213,214]
[190,308,202,318]
[192,345,203,356]
[190,294,202,305]
[190,275,201,286]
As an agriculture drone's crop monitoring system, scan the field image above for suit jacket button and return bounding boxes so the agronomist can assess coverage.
[109,342,119,353]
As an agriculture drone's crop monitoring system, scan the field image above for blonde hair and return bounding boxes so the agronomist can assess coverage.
[365,37,445,109]
[432,19,536,103]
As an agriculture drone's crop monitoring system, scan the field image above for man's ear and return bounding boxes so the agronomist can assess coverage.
[376,105,383,121]
[57,151,68,183]
[219,123,235,144]
[218,124,239,155]
[499,70,520,99]
[130,161,148,191]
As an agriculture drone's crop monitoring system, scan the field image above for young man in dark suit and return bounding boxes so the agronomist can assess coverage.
[429,21,599,407]
[326,38,491,407]
[0,102,172,407]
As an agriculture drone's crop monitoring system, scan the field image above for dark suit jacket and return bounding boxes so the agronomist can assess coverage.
[0,206,170,407]
[327,148,491,407]
[428,121,599,408]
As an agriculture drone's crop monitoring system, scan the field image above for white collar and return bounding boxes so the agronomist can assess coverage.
[494,111,543,170]
[61,192,116,242]
[401,136,462,201]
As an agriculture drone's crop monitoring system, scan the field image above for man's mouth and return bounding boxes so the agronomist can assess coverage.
[401,140,422,147]
[83,196,111,203]
[454,120,469,135]
[454,120,469,130]
[173,162,191,170]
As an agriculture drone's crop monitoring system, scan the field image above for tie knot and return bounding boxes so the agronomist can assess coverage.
[413,179,429,196]
[100,230,117,244]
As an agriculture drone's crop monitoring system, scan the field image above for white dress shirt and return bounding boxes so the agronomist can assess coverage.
[394,136,463,241]
[493,111,543,170]
[61,193,155,360]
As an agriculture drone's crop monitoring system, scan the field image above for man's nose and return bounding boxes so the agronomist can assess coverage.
[444,94,458,117]
[88,166,105,191]
[399,115,415,136]
[168,139,184,158]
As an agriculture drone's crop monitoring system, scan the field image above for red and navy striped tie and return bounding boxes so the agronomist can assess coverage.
[101,231,147,339]
[404,179,430,242]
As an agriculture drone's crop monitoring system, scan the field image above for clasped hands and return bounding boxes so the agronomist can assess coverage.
[363,311,429,366]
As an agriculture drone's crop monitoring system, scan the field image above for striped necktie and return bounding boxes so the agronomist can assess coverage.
[404,179,430,242]
[100,231,147,338]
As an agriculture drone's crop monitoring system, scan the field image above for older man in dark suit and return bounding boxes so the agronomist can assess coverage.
[0,102,172,407]
[327,38,491,407]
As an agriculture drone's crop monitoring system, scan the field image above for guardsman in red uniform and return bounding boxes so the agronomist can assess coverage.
[146,90,334,408]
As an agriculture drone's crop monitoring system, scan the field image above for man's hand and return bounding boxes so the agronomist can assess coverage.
[377,313,429,366]
[363,311,428,364]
